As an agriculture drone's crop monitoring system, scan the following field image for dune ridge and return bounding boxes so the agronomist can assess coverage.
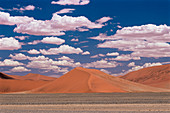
[0,79,51,93]
[0,73,56,93]
[0,72,14,79]
[31,67,169,93]
[121,64,170,89]
[1,66,169,94]
[18,73,56,81]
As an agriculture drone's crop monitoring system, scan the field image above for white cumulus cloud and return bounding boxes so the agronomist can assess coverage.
[14,13,104,36]
[51,0,90,5]
[28,40,41,45]
[128,62,162,72]
[27,49,40,54]
[0,59,24,66]
[9,53,28,60]
[26,58,81,73]
[55,8,75,14]
[100,69,111,74]
[10,66,31,72]
[90,54,105,58]
[128,62,136,67]
[71,38,79,41]
[89,33,114,41]
[98,24,170,58]
[83,60,118,68]
[0,11,34,25]
[40,45,83,55]
[41,37,65,45]
[0,5,36,12]
[106,52,119,56]
[58,56,73,61]
[15,36,29,40]
[28,55,49,61]
[0,37,21,50]
[96,17,112,24]
[22,5,35,11]
[0,11,106,36]
[9,53,50,61]
[107,54,141,61]
[82,51,90,55]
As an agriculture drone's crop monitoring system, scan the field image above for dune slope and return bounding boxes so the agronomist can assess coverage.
[0,73,56,93]
[0,72,15,79]
[0,79,51,93]
[19,73,56,81]
[31,67,169,93]
[121,64,170,89]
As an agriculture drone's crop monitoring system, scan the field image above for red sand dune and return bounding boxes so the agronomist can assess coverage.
[0,72,18,79]
[18,73,56,81]
[0,72,56,81]
[121,64,170,89]
[0,72,56,93]
[31,67,169,93]
[0,79,50,93]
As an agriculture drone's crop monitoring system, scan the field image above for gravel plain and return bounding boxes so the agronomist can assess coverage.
[0,92,170,113]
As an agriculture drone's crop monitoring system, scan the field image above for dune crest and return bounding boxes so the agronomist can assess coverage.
[31,67,169,93]
[19,73,56,81]
[1,66,169,94]
[0,72,14,79]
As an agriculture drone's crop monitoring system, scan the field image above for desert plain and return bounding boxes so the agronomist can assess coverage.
[0,64,170,112]
[0,92,170,113]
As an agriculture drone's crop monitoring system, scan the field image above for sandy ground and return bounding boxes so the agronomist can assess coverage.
[0,93,170,113]
[1,93,169,104]
[0,104,170,113]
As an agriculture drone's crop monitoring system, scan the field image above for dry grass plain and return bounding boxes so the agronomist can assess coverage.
[0,92,170,113]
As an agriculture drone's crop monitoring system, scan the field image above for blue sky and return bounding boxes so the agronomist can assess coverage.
[0,0,169,77]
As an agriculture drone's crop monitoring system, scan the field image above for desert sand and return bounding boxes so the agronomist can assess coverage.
[0,79,51,93]
[0,73,56,93]
[1,104,170,113]
[31,67,169,93]
[1,65,169,94]
[16,73,56,81]
[121,64,170,89]
[1,67,170,112]
[0,93,169,113]
[0,72,56,81]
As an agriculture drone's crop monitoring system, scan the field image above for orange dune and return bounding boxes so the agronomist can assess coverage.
[0,79,51,93]
[0,72,56,81]
[31,67,169,93]
[17,73,56,81]
[0,72,16,79]
[121,64,170,89]
[0,72,56,93]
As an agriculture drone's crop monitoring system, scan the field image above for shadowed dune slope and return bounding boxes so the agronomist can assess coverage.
[121,64,170,89]
[0,72,14,79]
[31,67,169,93]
